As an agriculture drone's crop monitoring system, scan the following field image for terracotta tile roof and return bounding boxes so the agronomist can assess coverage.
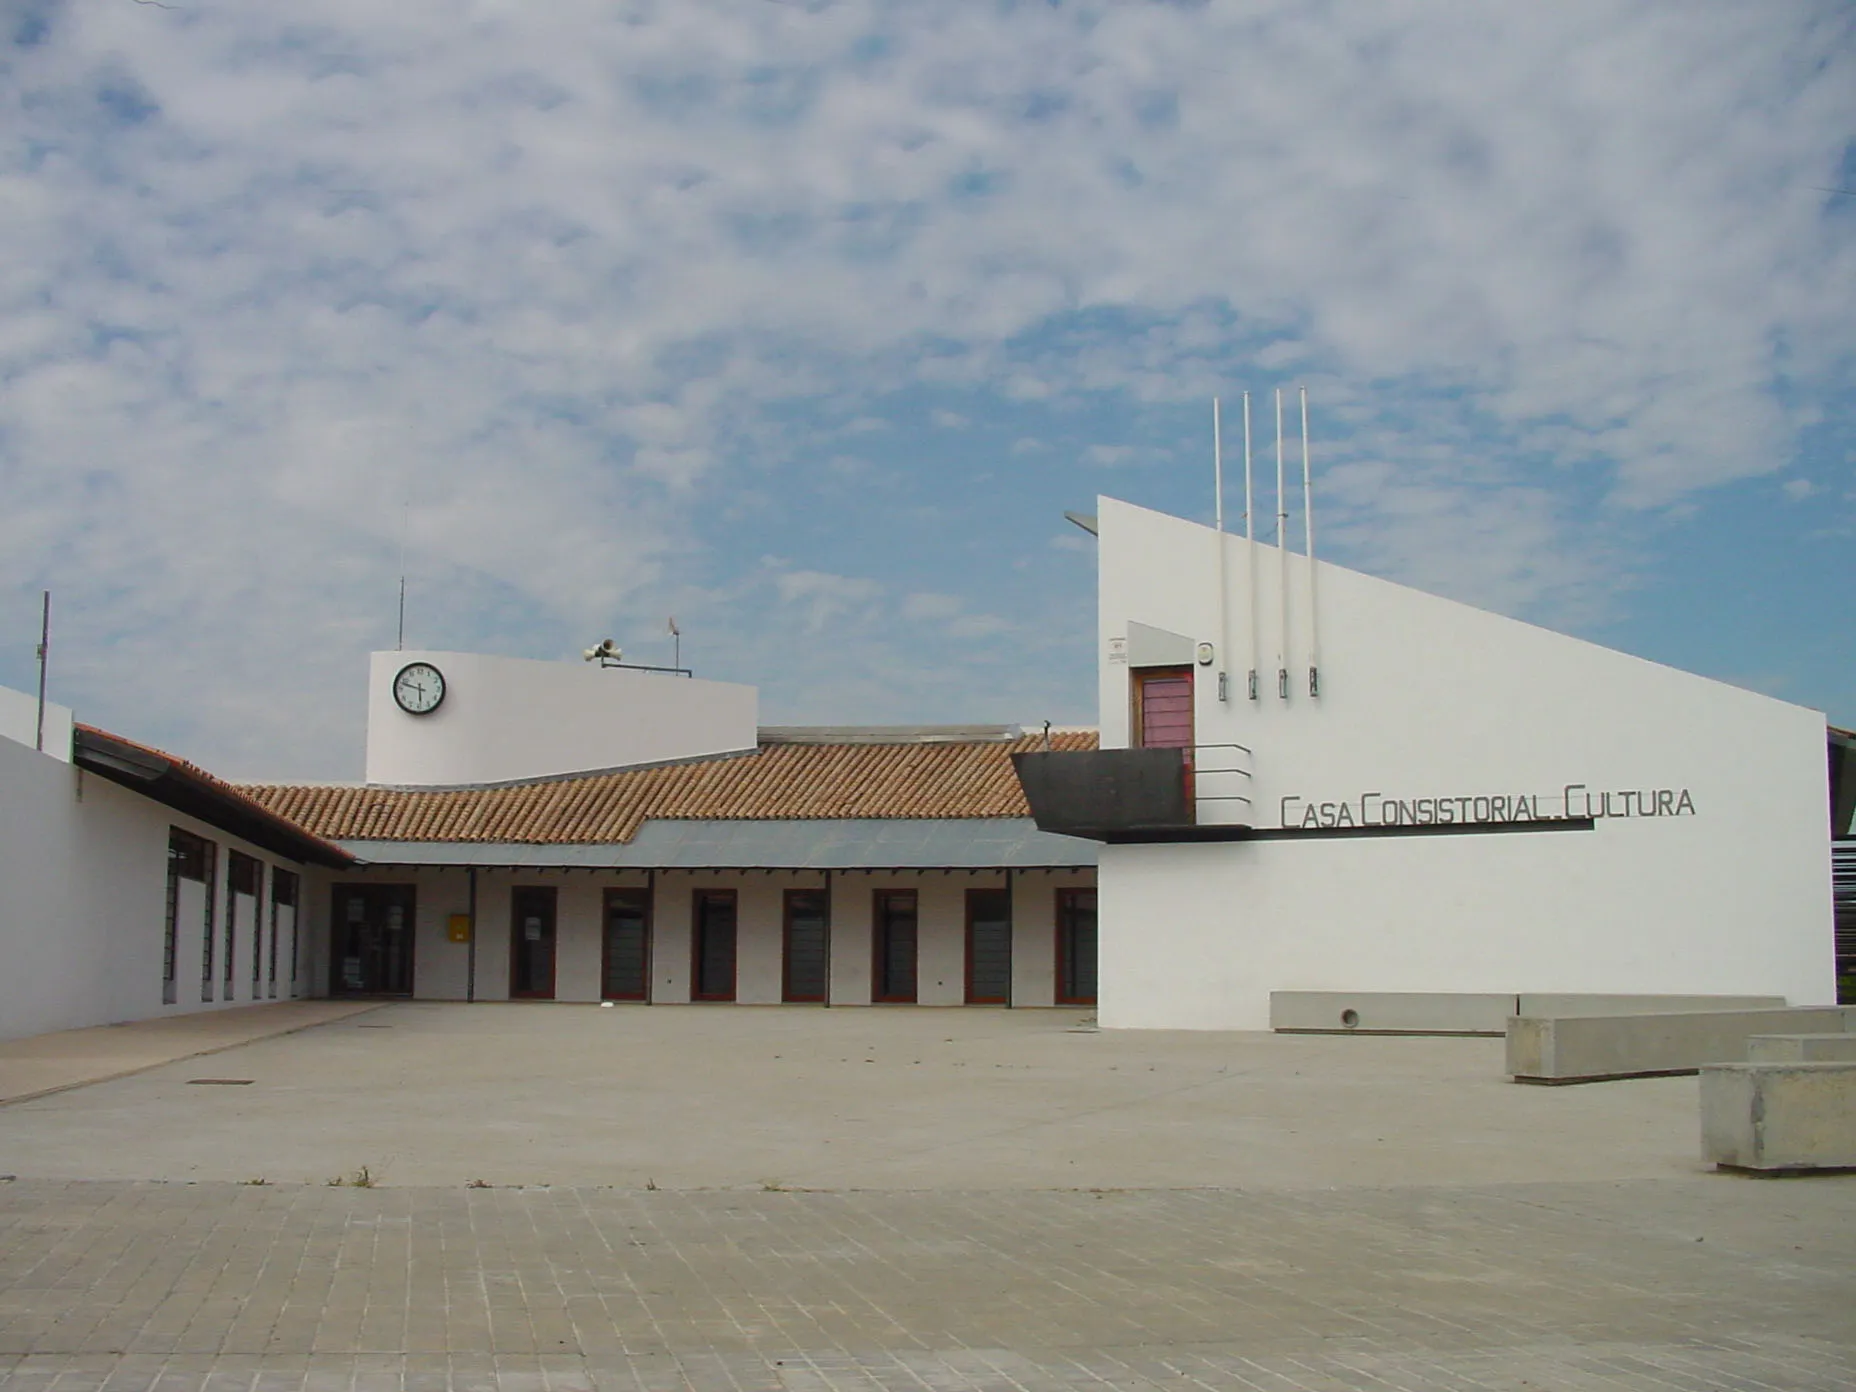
[239,731,1098,846]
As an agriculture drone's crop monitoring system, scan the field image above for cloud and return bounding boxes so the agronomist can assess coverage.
[1782,478,1817,501]
[773,568,882,632]
[1,1,1851,771]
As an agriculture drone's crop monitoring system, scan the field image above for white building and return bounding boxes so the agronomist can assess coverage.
[0,687,352,1043]
[1014,495,1842,1031]
[247,651,1100,1011]
[4,513,1848,1040]
[2,652,1100,1038]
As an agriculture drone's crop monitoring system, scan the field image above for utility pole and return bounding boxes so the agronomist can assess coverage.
[34,591,50,752]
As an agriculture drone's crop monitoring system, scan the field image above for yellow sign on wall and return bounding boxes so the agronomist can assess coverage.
[446,914,473,944]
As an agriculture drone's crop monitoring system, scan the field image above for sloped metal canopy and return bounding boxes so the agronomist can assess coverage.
[340,818,1098,869]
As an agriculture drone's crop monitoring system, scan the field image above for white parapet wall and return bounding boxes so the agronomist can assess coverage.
[0,682,71,761]
[1092,497,1837,1031]
[364,650,759,786]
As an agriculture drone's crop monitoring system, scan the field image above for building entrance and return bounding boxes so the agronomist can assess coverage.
[873,890,918,1002]
[692,890,738,1001]
[602,888,651,1001]
[783,889,829,1002]
[331,884,415,996]
[510,887,558,999]
[1056,888,1097,1005]
[966,887,1012,1004]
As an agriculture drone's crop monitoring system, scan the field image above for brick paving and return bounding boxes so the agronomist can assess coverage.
[1,1176,1852,1390]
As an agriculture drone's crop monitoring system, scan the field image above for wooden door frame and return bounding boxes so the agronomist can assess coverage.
[1131,665,1195,803]
[871,888,919,1004]
[508,885,558,1000]
[600,885,653,1002]
[964,884,1012,1005]
[782,887,829,1003]
[1054,886,1098,1006]
[690,888,738,1002]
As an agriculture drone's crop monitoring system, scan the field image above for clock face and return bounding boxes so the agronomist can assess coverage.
[392,662,446,715]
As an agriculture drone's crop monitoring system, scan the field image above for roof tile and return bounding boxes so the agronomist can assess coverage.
[239,731,1097,846]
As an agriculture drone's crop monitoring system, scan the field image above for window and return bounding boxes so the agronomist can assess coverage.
[872,890,918,1004]
[226,851,259,998]
[165,829,212,1006]
[272,869,300,993]
[197,838,218,1001]
[783,889,829,1003]
[966,887,1012,1005]
[691,890,737,1001]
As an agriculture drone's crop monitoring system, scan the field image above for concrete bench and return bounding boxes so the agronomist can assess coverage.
[1701,1062,1856,1173]
[1507,1006,1856,1084]
[1270,991,1784,1038]
[1746,1033,1856,1063]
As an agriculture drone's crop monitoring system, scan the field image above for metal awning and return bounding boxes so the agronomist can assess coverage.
[340,818,1098,870]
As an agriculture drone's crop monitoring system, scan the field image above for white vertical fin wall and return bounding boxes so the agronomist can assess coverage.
[1095,496,1835,1030]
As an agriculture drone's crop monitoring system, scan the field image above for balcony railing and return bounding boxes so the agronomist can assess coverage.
[1190,742,1254,827]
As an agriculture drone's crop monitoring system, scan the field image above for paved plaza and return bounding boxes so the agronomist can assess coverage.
[1,1004,1852,1389]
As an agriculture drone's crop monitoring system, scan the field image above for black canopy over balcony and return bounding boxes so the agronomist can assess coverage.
[1011,747,1199,841]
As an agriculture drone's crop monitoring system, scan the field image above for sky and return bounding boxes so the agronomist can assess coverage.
[2,0,1853,780]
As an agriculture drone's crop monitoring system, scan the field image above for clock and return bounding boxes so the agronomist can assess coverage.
[392,661,446,715]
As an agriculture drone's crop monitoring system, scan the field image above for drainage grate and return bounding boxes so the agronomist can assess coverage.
[186,1078,254,1086]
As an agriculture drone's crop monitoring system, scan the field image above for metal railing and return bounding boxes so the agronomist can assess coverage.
[1192,742,1253,824]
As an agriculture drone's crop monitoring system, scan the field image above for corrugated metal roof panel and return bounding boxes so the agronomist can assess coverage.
[341,818,1098,869]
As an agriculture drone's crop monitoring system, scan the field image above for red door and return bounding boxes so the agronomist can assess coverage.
[1133,667,1194,803]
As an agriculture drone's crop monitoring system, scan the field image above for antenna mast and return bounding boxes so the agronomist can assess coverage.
[396,496,409,651]
[34,590,50,752]
[1213,398,1228,702]
[1243,393,1258,700]
[1275,389,1289,700]
[1301,387,1320,698]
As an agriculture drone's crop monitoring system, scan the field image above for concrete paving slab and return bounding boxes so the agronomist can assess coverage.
[0,1177,1850,1389]
[0,1002,1714,1191]
[0,1001,384,1107]
[1,1005,1853,1390]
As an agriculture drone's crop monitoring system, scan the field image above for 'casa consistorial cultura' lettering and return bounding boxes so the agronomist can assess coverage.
[1277,784,1697,830]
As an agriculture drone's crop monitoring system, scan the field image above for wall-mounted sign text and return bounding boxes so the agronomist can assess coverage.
[1279,785,1695,830]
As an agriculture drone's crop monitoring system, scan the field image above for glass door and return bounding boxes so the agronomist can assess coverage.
[509,886,558,1000]
[331,884,416,996]
[602,888,651,1001]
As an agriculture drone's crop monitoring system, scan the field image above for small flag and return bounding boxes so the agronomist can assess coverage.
[667,616,679,637]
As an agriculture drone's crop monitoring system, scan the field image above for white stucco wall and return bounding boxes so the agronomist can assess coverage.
[0,684,71,761]
[0,728,320,1042]
[364,650,758,786]
[1094,496,1835,1030]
